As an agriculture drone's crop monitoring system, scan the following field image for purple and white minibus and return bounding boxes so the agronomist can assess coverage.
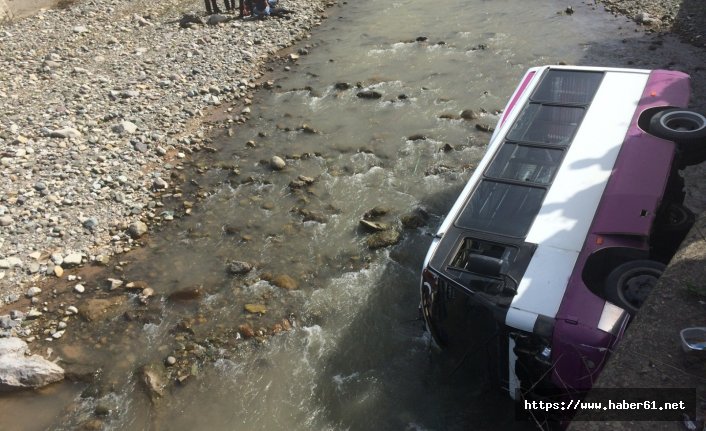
[420,66,706,400]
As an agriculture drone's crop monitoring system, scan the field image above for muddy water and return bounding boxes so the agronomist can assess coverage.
[3,0,706,430]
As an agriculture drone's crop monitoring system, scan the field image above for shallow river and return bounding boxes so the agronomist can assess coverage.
[3,0,706,430]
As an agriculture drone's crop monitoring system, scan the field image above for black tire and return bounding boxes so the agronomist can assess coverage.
[651,202,694,261]
[648,109,706,144]
[677,145,706,167]
[658,202,695,234]
[604,260,665,315]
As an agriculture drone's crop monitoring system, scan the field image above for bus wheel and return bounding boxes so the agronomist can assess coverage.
[648,109,706,143]
[658,202,695,234]
[604,260,666,315]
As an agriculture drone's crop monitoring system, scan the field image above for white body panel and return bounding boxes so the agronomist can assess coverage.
[505,71,650,331]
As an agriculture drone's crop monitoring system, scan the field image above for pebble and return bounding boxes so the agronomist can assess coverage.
[26,287,42,298]
[165,356,177,366]
[52,330,65,339]
[74,284,85,294]
[63,253,83,267]
[0,215,12,226]
[66,306,78,315]
[53,266,64,278]
[270,156,286,171]
[127,221,148,238]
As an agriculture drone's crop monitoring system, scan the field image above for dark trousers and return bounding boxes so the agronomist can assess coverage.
[204,0,221,14]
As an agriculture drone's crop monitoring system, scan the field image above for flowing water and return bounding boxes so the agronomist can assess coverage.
[3,0,706,430]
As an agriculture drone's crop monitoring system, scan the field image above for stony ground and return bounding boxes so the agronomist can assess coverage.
[598,0,706,47]
[0,0,330,306]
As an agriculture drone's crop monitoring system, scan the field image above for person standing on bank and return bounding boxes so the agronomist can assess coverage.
[204,0,222,14]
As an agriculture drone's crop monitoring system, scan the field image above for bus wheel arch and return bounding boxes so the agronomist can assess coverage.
[582,247,648,297]
[604,260,666,315]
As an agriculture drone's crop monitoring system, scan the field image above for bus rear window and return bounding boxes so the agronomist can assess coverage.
[486,144,563,185]
[456,180,545,237]
[507,104,584,146]
[531,70,603,105]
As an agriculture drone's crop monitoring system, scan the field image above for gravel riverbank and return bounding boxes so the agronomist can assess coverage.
[598,0,706,47]
[0,0,330,306]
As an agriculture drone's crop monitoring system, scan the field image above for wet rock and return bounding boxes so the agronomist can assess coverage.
[74,284,86,294]
[165,356,176,366]
[125,280,149,290]
[300,124,318,134]
[363,206,391,219]
[439,113,460,120]
[227,260,253,275]
[460,109,479,120]
[107,278,123,290]
[238,323,255,338]
[244,304,267,314]
[272,274,298,290]
[298,175,315,185]
[359,219,388,232]
[407,133,427,141]
[366,228,402,249]
[79,297,127,322]
[475,123,494,133]
[167,287,202,302]
[127,221,148,238]
[564,6,574,15]
[400,207,430,229]
[94,403,111,416]
[81,419,105,431]
[270,156,286,171]
[296,208,327,223]
[0,337,64,391]
[334,82,351,90]
[356,90,382,99]
[138,364,165,404]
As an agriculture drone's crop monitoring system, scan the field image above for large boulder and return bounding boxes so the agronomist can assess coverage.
[0,338,64,391]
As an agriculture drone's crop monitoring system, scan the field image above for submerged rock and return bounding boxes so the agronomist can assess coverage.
[227,260,253,275]
[366,228,401,249]
[272,274,298,290]
[270,156,286,171]
[0,337,64,391]
[138,364,165,404]
[244,304,267,314]
[356,90,382,99]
